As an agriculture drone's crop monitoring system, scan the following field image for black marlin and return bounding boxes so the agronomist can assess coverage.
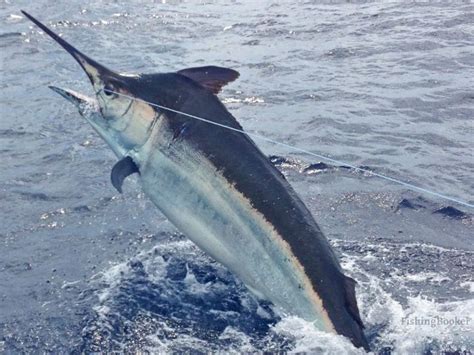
[22,11,370,351]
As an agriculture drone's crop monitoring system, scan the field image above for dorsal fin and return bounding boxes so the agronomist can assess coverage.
[344,275,365,329]
[177,66,239,94]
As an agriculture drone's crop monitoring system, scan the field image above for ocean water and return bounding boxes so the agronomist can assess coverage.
[0,1,473,353]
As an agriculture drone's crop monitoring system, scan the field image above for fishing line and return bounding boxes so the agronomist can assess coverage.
[103,89,474,209]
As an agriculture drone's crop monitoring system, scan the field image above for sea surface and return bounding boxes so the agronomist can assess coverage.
[1,1,473,353]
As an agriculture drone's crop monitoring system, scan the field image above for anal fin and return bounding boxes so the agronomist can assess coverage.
[344,275,365,329]
[111,156,139,193]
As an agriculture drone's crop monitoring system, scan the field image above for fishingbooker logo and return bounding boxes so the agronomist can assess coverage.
[401,315,471,328]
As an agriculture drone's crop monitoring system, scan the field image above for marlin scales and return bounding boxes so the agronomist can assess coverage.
[22,11,370,351]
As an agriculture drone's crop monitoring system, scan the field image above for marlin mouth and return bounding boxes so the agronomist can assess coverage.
[48,85,126,157]
[48,86,94,107]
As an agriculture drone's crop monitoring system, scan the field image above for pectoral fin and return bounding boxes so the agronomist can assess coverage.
[111,156,139,193]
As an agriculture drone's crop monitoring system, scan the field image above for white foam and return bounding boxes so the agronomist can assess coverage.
[87,239,472,353]
[387,297,473,354]
[394,271,451,283]
[340,242,473,354]
[271,316,364,354]
[460,281,474,293]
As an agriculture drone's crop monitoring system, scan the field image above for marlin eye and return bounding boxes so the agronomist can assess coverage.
[104,85,116,97]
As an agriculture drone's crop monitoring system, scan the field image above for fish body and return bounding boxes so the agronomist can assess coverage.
[23,11,370,351]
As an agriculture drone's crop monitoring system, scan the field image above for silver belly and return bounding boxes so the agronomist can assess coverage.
[131,122,334,333]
